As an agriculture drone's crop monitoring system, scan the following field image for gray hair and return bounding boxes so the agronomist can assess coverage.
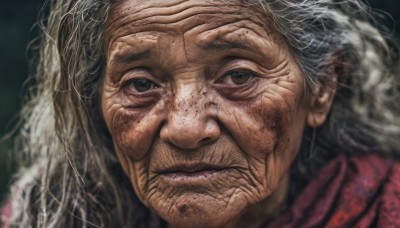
[6,0,400,227]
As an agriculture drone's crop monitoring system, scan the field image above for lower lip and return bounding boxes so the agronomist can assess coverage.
[160,169,228,185]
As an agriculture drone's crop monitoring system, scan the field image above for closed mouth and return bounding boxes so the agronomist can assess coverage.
[157,163,227,174]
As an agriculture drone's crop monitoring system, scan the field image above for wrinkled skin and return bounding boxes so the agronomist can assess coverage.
[101,0,327,227]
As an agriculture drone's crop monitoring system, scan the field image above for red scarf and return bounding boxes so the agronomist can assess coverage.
[265,153,400,227]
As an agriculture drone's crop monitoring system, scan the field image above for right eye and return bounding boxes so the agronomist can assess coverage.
[126,78,159,93]
[220,70,254,86]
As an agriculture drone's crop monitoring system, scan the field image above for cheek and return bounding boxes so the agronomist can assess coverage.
[259,90,307,181]
[102,89,166,160]
[103,105,165,204]
[108,109,150,160]
[219,97,297,158]
[257,97,302,152]
[217,81,307,184]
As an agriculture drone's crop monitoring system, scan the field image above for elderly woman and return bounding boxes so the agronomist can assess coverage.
[2,0,400,227]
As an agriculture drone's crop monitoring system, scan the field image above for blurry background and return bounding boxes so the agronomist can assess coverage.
[0,0,46,204]
[0,0,400,204]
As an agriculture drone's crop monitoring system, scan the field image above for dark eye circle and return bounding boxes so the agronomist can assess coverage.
[128,79,158,93]
[224,70,253,85]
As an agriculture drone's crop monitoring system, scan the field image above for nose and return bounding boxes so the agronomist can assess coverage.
[160,85,220,149]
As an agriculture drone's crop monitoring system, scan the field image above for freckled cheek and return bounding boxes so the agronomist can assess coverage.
[259,103,292,140]
[240,97,300,159]
[108,109,153,160]
[243,103,303,188]
[257,98,305,170]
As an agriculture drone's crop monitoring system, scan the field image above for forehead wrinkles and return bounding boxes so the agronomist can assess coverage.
[104,0,268,44]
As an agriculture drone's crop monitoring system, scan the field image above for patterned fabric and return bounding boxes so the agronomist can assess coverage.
[265,153,400,228]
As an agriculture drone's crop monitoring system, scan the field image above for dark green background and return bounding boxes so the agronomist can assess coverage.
[1,0,399,203]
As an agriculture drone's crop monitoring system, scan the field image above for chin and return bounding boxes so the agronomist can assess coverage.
[153,193,244,228]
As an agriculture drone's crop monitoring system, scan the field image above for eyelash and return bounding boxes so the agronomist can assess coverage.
[123,78,160,94]
[217,69,256,86]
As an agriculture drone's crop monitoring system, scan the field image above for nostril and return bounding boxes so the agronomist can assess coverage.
[199,137,212,145]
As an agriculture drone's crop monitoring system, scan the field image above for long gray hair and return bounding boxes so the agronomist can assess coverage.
[6,0,400,227]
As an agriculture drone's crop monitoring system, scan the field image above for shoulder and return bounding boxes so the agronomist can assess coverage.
[266,153,400,227]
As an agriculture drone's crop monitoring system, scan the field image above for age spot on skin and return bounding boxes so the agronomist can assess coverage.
[178,204,189,216]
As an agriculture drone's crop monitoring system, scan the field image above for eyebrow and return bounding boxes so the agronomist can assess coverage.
[203,38,259,53]
[111,49,153,66]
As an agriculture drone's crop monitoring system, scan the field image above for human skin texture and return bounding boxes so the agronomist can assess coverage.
[101,0,333,227]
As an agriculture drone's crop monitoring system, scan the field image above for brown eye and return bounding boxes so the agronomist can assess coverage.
[128,79,158,93]
[223,70,253,85]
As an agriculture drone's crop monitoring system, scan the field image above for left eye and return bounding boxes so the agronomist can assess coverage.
[127,78,158,93]
[221,70,254,85]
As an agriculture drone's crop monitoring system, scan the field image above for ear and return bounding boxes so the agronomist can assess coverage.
[306,77,337,128]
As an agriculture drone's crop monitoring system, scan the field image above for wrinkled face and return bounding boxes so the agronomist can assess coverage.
[102,0,311,227]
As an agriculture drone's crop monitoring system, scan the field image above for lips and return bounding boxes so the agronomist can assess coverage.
[156,163,230,184]
[159,163,226,173]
